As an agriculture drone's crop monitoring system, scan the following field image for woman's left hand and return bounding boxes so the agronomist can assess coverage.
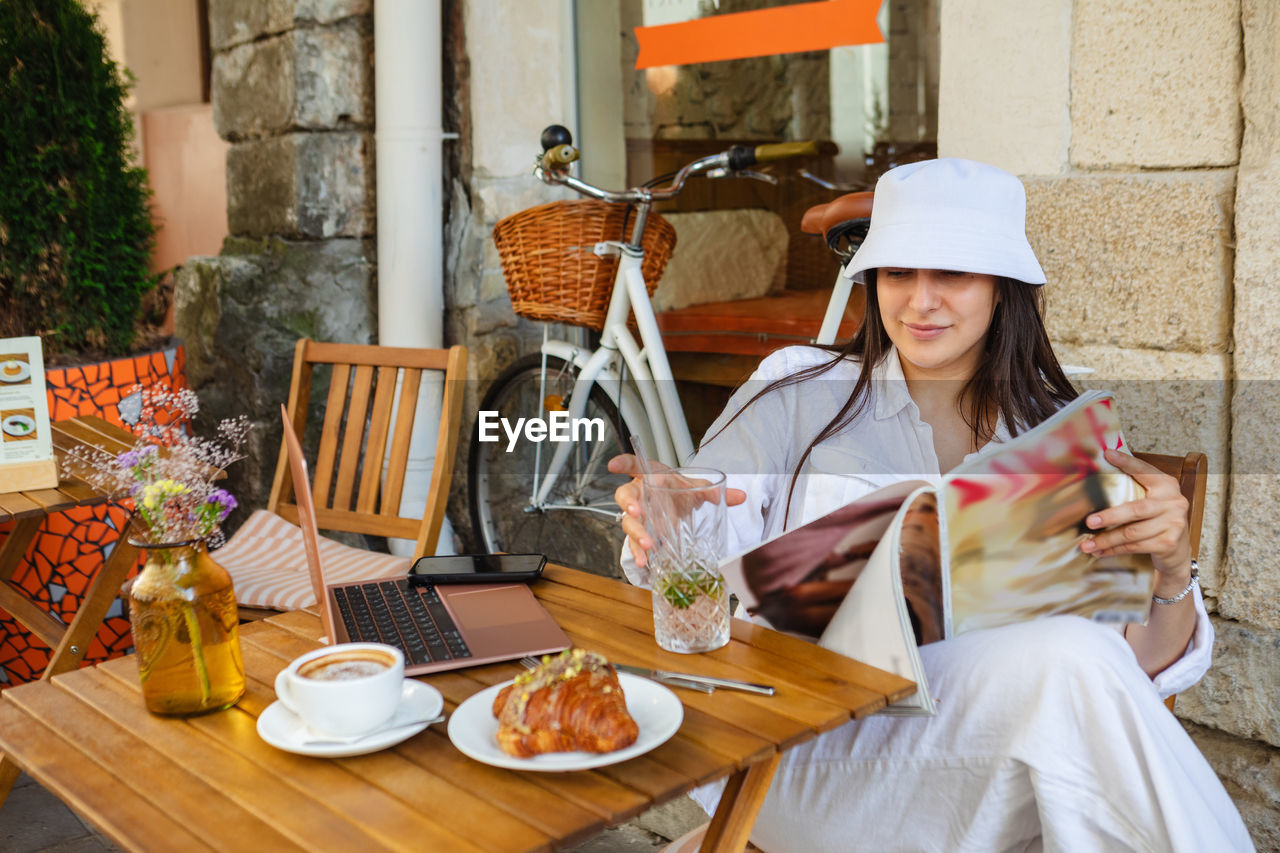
[1080,448,1192,577]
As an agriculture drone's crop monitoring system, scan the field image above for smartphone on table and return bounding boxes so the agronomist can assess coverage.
[407,553,547,585]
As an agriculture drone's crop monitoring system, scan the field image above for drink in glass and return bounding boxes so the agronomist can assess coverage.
[643,466,730,653]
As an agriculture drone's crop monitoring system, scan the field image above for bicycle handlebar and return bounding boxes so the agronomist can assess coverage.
[535,124,830,205]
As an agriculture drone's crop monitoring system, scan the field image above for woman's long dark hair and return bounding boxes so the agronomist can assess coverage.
[709,271,1079,525]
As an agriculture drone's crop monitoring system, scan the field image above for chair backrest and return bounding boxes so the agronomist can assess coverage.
[1132,451,1207,715]
[268,339,468,559]
[1132,451,1208,557]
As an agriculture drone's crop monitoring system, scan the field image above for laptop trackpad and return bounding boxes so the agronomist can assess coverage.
[443,585,565,656]
[445,585,548,628]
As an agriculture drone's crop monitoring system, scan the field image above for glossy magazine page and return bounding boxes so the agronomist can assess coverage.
[943,390,1154,636]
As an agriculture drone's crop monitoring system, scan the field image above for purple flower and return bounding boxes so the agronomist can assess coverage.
[116,445,158,471]
[207,489,238,520]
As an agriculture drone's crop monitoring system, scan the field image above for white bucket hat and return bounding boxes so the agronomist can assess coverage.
[842,158,1046,286]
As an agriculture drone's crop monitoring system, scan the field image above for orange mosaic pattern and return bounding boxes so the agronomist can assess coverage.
[0,345,186,687]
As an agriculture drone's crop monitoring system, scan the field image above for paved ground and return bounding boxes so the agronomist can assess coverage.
[0,770,705,852]
[0,774,120,853]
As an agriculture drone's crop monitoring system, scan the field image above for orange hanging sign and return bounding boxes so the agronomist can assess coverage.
[634,0,883,69]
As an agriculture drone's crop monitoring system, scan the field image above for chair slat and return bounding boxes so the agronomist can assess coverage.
[333,364,375,510]
[303,341,453,371]
[312,364,351,508]
[381,368,422,516]
[357,366,399,514]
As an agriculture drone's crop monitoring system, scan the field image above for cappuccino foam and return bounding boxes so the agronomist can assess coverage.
[298,650,394,682]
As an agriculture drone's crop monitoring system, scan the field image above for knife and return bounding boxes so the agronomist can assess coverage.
[615,664,776,696]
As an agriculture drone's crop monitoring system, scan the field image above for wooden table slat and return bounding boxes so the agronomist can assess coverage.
[536,580,891,718]
[4,680,308,851]
[0,701,217,853]
[88,663,498,853]
[0,562,916,852]
[0,490,44,520]
[544,605,825,748]
[542,568,917,706]
[54,667,406,853]
[50,416,137,456]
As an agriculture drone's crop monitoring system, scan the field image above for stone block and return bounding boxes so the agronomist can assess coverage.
[1023,171,1234,352]
[226,136,297,236]
[1052,344,1231,590]
[1242,0,1280,167]
[1178,618,1280,749]
[1071,0,1241,168]
[226,133,373,239]
[173,255,263,387]
[210,0,371,51]
[181,238,376,512]
[293,25,373,128]
[213,36,294,140]
[296,132,374,238]
[467,0,570,178]
[1233,159,1280,380]
[938,0,1071,175]
[213,26,371,140]
[652,210,788,311]
[1220,380,1280,629]
[1183,722,1280,850]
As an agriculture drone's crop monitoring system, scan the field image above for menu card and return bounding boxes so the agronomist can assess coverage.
[0,336,58,492]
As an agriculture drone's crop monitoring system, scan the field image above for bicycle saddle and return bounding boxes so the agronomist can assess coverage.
[802,191,874,261]
[800,191,874,237]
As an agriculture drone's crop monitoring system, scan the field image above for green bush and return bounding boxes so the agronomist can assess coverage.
[0,0,158,356]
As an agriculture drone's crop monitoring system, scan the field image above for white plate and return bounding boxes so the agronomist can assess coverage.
[447,672,683,772]
[0,361,31,383]
[2,415,36,437]
[257,679,444,758]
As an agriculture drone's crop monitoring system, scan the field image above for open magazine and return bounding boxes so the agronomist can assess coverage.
[719,391,1155,716]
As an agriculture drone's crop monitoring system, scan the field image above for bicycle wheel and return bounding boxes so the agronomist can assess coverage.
[468,354,634,576]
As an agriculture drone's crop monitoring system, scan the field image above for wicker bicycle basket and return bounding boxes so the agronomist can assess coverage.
[492,199,678,331]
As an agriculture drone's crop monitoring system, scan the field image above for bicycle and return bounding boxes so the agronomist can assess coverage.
[468,125,870,572]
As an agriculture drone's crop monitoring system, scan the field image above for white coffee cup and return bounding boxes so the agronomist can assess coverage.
[274,643,405,737]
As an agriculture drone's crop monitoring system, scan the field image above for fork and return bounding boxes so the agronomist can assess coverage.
[519,656,715,694]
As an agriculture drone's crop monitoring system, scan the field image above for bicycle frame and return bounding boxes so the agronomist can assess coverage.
[518,131,854,517]
[531,231,695,508]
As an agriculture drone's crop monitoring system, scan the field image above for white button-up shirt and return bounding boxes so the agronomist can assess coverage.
[622,345,1212,696]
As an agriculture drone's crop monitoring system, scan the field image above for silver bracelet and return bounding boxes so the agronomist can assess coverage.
[1152,559,1199,605]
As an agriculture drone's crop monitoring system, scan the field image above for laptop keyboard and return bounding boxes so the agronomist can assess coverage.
[332,579,472,665]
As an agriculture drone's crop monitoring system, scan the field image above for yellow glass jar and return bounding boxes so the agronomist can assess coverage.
[128,540,245,715]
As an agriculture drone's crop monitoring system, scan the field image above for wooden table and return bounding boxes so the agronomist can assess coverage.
[0,564,916,852]
[0,416,141,681]
[0,416,143,801]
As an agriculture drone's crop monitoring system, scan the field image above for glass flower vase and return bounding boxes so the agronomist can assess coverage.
[127,539,245,715]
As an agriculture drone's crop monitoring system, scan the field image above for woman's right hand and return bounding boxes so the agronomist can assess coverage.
[608,454,746,569]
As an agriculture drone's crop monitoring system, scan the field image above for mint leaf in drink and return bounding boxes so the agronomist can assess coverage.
[657,564,724,610]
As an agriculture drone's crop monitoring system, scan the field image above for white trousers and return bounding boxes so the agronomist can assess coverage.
[691,616,1253,852]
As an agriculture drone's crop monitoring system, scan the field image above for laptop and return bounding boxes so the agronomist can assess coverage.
[279,405,571,675]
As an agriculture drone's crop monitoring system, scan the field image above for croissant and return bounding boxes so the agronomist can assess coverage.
[492,649,640,758]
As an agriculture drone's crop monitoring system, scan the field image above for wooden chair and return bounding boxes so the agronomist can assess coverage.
[212,340,467,614]
[1133,450,1208,713]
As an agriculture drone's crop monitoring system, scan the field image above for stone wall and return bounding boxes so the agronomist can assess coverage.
[174,0,377,517]
[443,0,577,549]
[942,0,1278,845]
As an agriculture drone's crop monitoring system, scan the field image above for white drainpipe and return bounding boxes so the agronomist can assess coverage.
[374,0,455,555]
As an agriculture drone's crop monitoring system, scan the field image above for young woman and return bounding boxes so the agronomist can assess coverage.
[610,159,1252,851]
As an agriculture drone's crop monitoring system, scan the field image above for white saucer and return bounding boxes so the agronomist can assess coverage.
[257,679,444,757]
